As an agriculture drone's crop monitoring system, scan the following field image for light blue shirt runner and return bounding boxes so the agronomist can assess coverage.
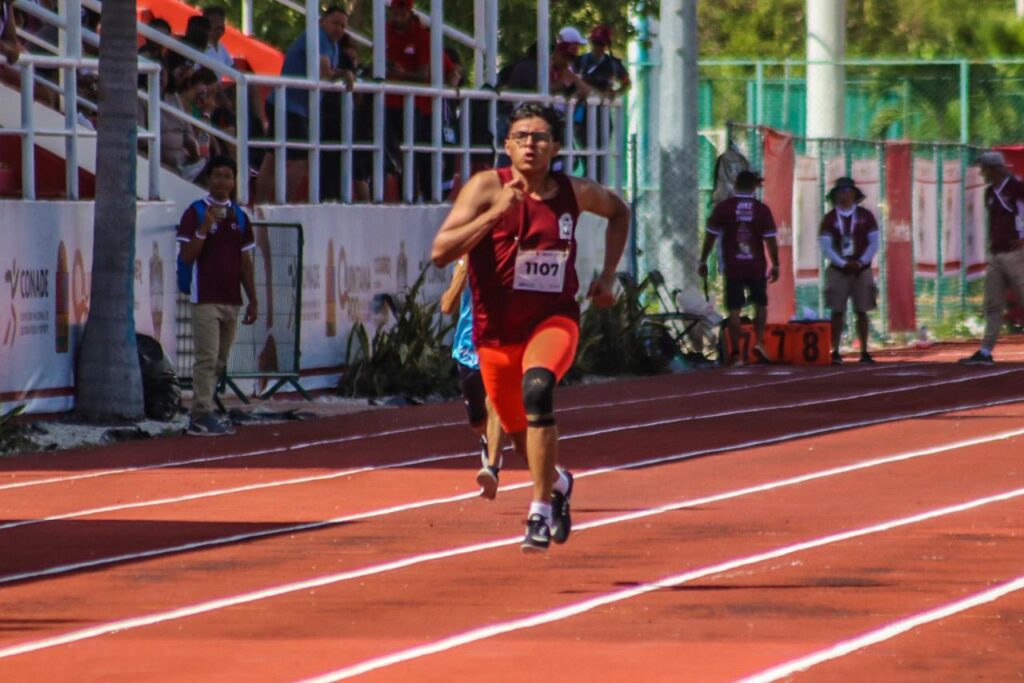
[451,286,478,370]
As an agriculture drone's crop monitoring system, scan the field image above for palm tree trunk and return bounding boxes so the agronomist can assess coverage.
[75,1,144,421]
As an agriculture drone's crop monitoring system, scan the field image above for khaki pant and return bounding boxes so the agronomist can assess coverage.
[825,266,877,314]
[191,303,240,417]
[982,247,1024,352]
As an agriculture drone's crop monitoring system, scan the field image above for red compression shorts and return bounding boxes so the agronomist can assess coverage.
[476,315,579,434]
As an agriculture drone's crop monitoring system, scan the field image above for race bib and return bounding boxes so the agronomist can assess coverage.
[513,249,568,293]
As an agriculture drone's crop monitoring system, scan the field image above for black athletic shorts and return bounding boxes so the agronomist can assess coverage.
[724,276,768,311]
[457,363,487,427]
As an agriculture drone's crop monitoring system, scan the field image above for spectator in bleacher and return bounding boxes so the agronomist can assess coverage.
[203,6,234,69]
[959,151,1024,366]
[819,177,880,365]
[140,17,171,64]
[166,15,211,80]
[499,31,591,172]
[321,31,370,202]
[162,68,218,182]
[385,0,453,201]
[576,26,631,100]
[0,0,19,66]
[698,170,780,367]
[440,46,463,200]
[255,5,352,203]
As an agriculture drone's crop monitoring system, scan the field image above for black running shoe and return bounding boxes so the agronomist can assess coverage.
[521,514,551,553]
[476,465,500,500]
[550,468,574,544]
[831,351,844,366]
[859,351,876,364]
[958,350,994,366]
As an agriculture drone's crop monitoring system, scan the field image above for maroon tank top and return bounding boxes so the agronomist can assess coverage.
[468,167,581,346]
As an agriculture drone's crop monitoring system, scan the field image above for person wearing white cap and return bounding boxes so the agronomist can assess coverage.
[959,151,1024,365]
[556,26,588,47]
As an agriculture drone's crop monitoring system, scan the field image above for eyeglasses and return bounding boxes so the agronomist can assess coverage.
[508,131,553,146]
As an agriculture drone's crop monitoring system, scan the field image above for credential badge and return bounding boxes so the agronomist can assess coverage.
[558,213,574,240]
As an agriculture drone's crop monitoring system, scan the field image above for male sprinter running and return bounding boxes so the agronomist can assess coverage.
[440,257,507,499]
[432,102,630,552]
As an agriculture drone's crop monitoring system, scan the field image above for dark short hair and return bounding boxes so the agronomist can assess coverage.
[734,170,763,192]
[148,17,171,33]
[507,103,564,145]
[202,6,226,20]
[323,4,348,17]
[206,155,237,178]
[190,67,219,88]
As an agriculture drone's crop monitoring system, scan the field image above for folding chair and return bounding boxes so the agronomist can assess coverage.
[640,270,721,365]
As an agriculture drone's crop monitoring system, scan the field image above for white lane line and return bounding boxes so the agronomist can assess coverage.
[1,423,1022,658]
[2,370,1019,534]
[0,365,889,492]
[737,574,1024,683]
[297,487,1024,682]
[3,396,1022,585]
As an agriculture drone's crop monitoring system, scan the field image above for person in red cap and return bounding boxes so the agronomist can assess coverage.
[576,25,631,100]
[385,0,454,201]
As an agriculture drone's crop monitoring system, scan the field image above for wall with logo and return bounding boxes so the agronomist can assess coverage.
[2,201,618,412]
[0,201,180,413]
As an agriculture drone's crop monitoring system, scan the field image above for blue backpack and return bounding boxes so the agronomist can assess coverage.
[176,199,249,296]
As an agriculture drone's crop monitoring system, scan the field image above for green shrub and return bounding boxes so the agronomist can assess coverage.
[338,267,459,400]
[568,273,675,380]
[0,405,28,454]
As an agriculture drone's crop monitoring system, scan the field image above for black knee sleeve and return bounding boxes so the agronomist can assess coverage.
[522,367,556,427]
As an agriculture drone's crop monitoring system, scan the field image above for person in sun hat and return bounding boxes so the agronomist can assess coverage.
[699,170,780,367]
[959,151,1024,366]
[819,176,880,365]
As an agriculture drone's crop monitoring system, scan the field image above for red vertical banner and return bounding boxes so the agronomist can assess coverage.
[885,142,916,332]
[762,128,796,324]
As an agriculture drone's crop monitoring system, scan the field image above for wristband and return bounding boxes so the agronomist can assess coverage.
[195,232,208,240]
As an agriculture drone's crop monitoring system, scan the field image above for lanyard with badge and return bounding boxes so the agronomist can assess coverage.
[512,188,573,293]
[836,208,857,257]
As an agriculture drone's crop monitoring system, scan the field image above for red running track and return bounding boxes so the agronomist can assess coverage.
[0,338,1022,681]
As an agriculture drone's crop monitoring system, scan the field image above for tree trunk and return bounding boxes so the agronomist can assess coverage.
[75,1,145,421]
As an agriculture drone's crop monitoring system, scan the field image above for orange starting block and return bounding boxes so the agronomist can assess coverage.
[725,321,832,366]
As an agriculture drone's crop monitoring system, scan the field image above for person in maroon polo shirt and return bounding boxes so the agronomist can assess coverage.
[698,170,780,366]
[960,151,1024,365]
[819,176,880,365]
[385,0,453,201]
[431,103,629,553]
[177,156,258,436]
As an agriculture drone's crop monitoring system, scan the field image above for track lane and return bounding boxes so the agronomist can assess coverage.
[0,411,1019,679]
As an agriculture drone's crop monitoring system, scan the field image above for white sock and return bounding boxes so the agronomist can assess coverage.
[553,469,570,495]
[529,501,553,527]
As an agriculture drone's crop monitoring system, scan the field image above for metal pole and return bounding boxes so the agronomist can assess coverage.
[473,0,485,88]
[959,146,968,312]
[537,0,549,96]
[431,0,444,202]
[306,0,320,203]
[66,0,82,200]
[959,60,970,145]
[877,143,888,336]
[236,78,251,204]
[934,145,944,322]
[657,0,700,289]
[373,0,387,203]
[806,0,846,139]
[242,0,254,36]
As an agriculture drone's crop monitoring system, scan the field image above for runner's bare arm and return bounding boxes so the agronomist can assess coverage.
[432,171,522,267]
[571,177,630,307]
[439,258,468,315]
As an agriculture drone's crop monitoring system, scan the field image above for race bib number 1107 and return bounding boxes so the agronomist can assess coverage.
[513,249,569,293]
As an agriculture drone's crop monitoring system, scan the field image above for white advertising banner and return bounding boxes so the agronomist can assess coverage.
[0,201,179,413]
[792,155,822,283]
[3,200,620,411]
[913,158,939,276]
[254,203,616,392]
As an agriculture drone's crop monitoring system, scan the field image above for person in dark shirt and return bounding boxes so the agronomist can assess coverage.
[575,25,630,99]
[698,170,780,366]
[959,151,1024,365]
[818,177,880,365]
